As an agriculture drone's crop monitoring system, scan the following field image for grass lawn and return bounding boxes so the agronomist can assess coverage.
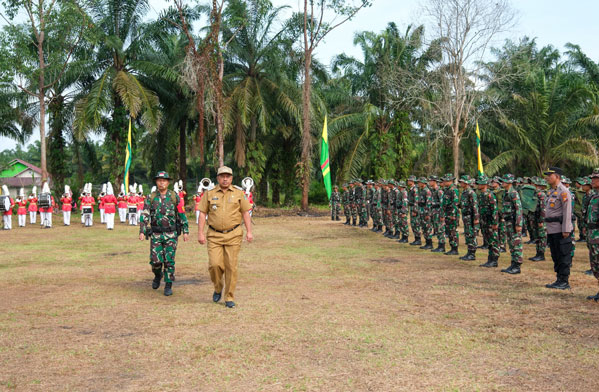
[1,212,599,391]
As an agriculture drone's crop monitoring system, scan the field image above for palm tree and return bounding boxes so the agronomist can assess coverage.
[74,0,162,183]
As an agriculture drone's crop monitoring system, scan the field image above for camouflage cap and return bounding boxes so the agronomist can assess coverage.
[475,174,489,185]
[407,175,417,182]
[154,171,171,180]
[442,173,455,182]
[429,175,439,182]
[575,177,585,185]
[516,177,523,183]
[333,184,339,189]
[499,173,516,183]
[342,183,348,188]
[590,169,599,179]
[490,176,501,184]
[532,177,547,186]
[417,177,427,183]
[398,180,406,188]
[458,174,472,183]
[562,176,571,184]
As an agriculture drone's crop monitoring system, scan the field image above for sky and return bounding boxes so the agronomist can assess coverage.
[2,0,599,151]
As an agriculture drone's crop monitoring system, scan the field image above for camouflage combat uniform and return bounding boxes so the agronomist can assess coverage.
[349,184,358,225]
[442,179,460,252]
[460,180,479,255]
[397,183,410,241]
[430,182,445,249]
[330,188,341,221]
[418,181,433,244]
[501,182,523,266]
[479,186,500,261]
[342,187,351,223]
[585,185,599,290]
[533,186,547,255]
[392,184,401,237]
[372,184,383,230]
[408,180,421,242]
[140,190,189,283]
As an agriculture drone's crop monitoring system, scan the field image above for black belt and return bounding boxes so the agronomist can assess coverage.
[151,225,176,233]
[209,224,240,234]
[545,217,563,223]
[588,223,599,229]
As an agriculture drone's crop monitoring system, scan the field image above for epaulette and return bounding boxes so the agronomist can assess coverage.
[233,185,244,192]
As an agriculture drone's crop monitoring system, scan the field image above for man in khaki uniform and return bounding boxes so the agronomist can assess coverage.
[198,166,253,308]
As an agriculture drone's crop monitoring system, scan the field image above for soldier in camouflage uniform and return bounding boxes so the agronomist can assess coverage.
[585,170,599,301]
[366,180,374,223]
[458,175,479,260]
[529,178,547,261]
[371,181,383,232]
[407,176,422,245]
[490,177,507,253]
[349,181,358,226]
[418,177,434,249]
[391,181,401,239]
[358,180,368,227]
[429,176,446,253]
[330,185,341,221]
[563,177,576,258]
[499,174,524,275]
[342,184,351,225]
[580,178,593,275]
[397,180,410,243]
[139,171,189,296]
[441,174,460,255]
[516,177,528,239]
[476,175,500,267]
[523,177,537,245]
[380,181,390,235]
[384,181,396,238]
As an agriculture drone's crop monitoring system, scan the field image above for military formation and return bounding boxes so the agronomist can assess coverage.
[330,167,599,302]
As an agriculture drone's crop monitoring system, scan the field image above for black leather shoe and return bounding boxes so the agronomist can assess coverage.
[585,269,593,276]
[444,247,459,256]
[164,282,173,296]
[398,236,409,243]
[410,238,422,246]
[225,301,236,308]
[586,292,599,301]
[529,253,545,261]
[213,291,222,303]
[152,270,163,290]
[545,280,560,288]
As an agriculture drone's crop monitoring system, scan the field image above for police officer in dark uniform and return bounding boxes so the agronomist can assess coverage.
[543,167,573,290]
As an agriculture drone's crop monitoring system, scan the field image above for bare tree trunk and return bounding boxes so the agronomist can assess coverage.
[216,53,225,167]
[179,119,187,185]
[453,131,460,180]
[300,49,312,211]
[37,20,47,182]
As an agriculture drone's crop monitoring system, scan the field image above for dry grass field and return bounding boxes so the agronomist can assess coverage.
[1,211,599,391]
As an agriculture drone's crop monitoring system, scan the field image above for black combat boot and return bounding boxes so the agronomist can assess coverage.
[460,251,476,261]
[529,251,545,261]
[501,261,521,274]
[398,234,409,243]
[525,238,535,245]
[444,246,459,255]
[344,217,350,225]
[546,275,570,290]
[410,236,422,246]
[331,215,335,221]
[392,229,400,239]
[152,269,163,290]
[336,216,340,221]
[585,269,593,276]
[420,239,433,250]
[586,292,599,301]
[164,282,173,296]
[352,218,357,226]
[431,242,445,253]
[499,246,506,253]
[480,254,498,268]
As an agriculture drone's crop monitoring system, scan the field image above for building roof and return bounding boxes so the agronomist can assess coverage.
[0,177,44,187]
[10,159,42,175]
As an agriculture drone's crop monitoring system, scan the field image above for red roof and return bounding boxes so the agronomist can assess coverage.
[9,159,42,175]
[0,177,45,187]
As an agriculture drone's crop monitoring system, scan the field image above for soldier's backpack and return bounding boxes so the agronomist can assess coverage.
[520,184,537,214]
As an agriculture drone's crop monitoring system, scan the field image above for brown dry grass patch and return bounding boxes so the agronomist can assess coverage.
[1,215,599,391]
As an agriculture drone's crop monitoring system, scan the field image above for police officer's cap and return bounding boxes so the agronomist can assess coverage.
[543,166,564,176]
[154,171,171,180]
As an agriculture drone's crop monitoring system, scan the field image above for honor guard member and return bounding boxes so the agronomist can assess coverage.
[16,188,27,227]
[61,186,73,226]
[81,184,96,227]
[330,185,341,221]
[441,174,460,255]
[459,175,479,260]
[2,185,15,230]
[198,166,253,308]
[529,177,548,261]
[117,185,128,223]
[38,182,55,228]
[137,185,145,223]
[103,182,118,230]
[585,170,599,301]
[28,187,38,224]
[429,176,446,253]
[342,184,351,225]
[99,184,106,224]
[127,186,138,225]
[499,174,524,274]
[139,171,189,296]
[418,177,434,249]
[407,176,422,245]
[543,167,573,289]
[476,175,500,267]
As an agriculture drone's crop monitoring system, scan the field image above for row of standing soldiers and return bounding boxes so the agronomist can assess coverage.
[329,169,599,301]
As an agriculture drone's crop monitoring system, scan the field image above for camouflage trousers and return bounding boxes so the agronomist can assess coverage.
[420,209,433,241]
[445,216,459,248]
[431,208,445,244]
[366,203,371,221]
[359,203,368,225]
[498,220,507,249]
[374,207,383,227]
[385,210,393,230]
[351,204,358,222]
[532,214,547,253]
[587,242,599,281]
[398,213,409,236]
[331,202,340,220]
[480,218,499,258]
[410,207,421,237]
[462,216,478,253]
[343,204,351,221]
[149,234,179,283]
[392,210,400,232]
[526,212,536,241]
[505,221,523,264]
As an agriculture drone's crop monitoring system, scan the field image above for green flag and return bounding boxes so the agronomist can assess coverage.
[320,116,332,200]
